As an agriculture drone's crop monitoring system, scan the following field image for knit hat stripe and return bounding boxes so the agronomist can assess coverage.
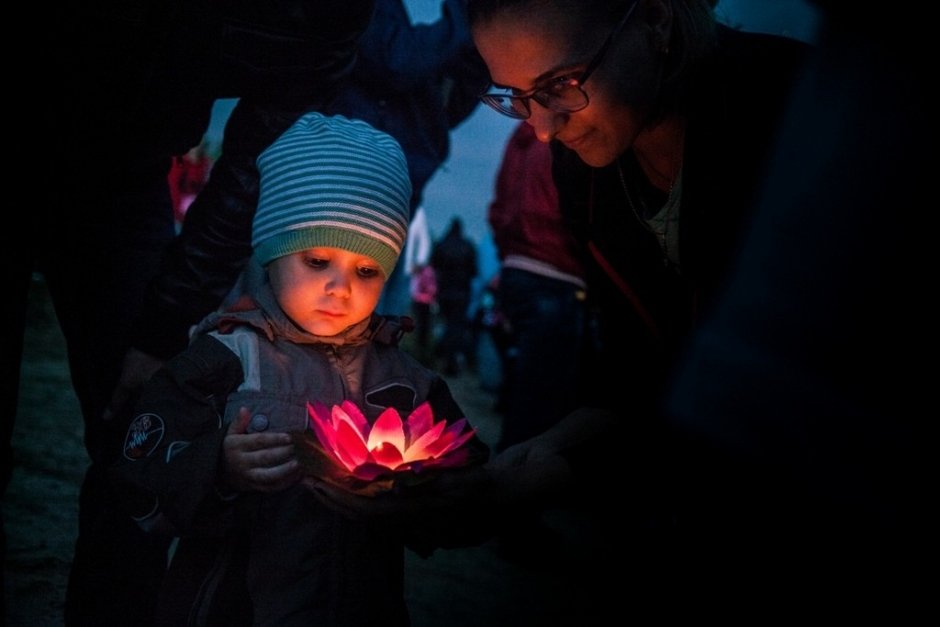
[252,112,412,277]
[260,152,406,188]
[260,176,410,212]
[257,138,402,174]
[252,186,409,231]
[253,207,407,252]
[258,218,404,253]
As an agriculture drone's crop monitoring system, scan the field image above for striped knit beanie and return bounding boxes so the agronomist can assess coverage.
[252,112,412,278]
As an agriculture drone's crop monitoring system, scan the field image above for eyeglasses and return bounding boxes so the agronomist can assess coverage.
[479,0,639,120]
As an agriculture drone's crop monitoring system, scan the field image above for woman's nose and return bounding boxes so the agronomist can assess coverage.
[527,103,564,143]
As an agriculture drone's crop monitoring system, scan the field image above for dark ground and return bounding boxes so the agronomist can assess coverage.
[4,275,595,627]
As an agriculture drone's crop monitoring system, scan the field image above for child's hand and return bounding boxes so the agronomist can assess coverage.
[221,407,303,493]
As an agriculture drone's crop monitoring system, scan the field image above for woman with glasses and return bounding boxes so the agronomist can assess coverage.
[466,0,811,616]
[469,0,808,409]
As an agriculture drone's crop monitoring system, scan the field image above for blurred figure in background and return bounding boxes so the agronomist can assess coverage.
[325,0,490,318]
[430,217,478,374]
[485,120,588,565]
[487,121,587,452]
[167,135,214,230]
[409,262,438,364]
[404,206,439,367]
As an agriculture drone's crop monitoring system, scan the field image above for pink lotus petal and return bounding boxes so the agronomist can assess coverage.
[414,446,471,472]
[433,447,472,468]
[307,401,338,452]
[334,419,370,469]
[434,427,476,458]
[367,407,406,453]
[422,419,470,458]
[404,402,434,444]
[438,418,476,455]
[308,400,332,423]
[340,400,371,433]
[370,441,404,469]
[333,402,370,439]
[402,420,447,462]
[307,401,477,479]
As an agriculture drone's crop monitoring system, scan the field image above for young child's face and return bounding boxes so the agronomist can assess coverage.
[267,246,386,336]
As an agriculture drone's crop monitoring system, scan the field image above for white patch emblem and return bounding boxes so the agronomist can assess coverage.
[123,413,165,460]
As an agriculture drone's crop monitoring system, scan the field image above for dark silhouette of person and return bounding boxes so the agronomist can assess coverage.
[6,3,373,624]
[325,0,490,317]
[430,217,478,374]
[663,1,930,616]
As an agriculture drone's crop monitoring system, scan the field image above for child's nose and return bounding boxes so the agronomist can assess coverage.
[325,271,352,297]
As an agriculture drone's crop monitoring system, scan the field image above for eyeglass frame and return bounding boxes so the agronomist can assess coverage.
[478,0,640,120]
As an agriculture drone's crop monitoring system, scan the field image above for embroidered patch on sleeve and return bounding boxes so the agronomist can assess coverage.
[123,413,165,461]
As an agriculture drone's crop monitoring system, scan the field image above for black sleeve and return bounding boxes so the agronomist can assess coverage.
[131,1,376,358]
[110,334,245,536]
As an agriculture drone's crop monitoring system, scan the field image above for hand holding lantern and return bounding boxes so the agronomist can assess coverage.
[295,400,478,496]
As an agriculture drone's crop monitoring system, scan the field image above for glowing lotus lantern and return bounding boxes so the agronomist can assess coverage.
[298,400,477,493]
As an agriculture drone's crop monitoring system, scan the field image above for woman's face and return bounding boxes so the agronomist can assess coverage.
[267,247,385,336]
[472,5,662,167]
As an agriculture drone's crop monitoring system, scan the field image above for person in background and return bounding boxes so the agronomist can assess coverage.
[487,121,587,453]
[430,217,479,374]
[408,262,437,364]
[485,120,589,564]
[111,113,488,626]
[6,3,374,625]
[167,135,214,230]
[403,206,437,365]
[325,0,490,318]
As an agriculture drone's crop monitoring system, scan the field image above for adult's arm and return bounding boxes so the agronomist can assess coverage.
[110,334,246,536]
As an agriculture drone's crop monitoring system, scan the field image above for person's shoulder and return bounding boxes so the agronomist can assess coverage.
[716,23,812,71]
[708,24,811,118]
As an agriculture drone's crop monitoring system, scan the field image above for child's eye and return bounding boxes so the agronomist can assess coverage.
[304,257,328,269]
[357,267,381,279]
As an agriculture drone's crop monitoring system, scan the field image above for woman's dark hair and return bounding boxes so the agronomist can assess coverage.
[467,0,718,116]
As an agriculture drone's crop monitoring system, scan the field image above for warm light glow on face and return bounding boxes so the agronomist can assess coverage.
[267,247,385,336]
[305,400,475,481]
[472,11,645,167]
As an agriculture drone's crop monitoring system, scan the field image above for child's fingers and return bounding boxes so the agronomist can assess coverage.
[247,458,302,493]
[227,406,252,435]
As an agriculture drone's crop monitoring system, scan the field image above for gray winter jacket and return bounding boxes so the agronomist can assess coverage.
[114,259,488,626]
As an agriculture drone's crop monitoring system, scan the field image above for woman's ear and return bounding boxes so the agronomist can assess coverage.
[641,0,673,53]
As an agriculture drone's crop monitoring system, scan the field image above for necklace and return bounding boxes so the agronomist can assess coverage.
[617,158,683,269]
[617,159,654,232]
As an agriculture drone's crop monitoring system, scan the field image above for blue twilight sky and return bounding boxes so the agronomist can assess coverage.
[207,0,821,284]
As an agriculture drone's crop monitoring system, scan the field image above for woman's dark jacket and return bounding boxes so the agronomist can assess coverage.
[553,25,810,416]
